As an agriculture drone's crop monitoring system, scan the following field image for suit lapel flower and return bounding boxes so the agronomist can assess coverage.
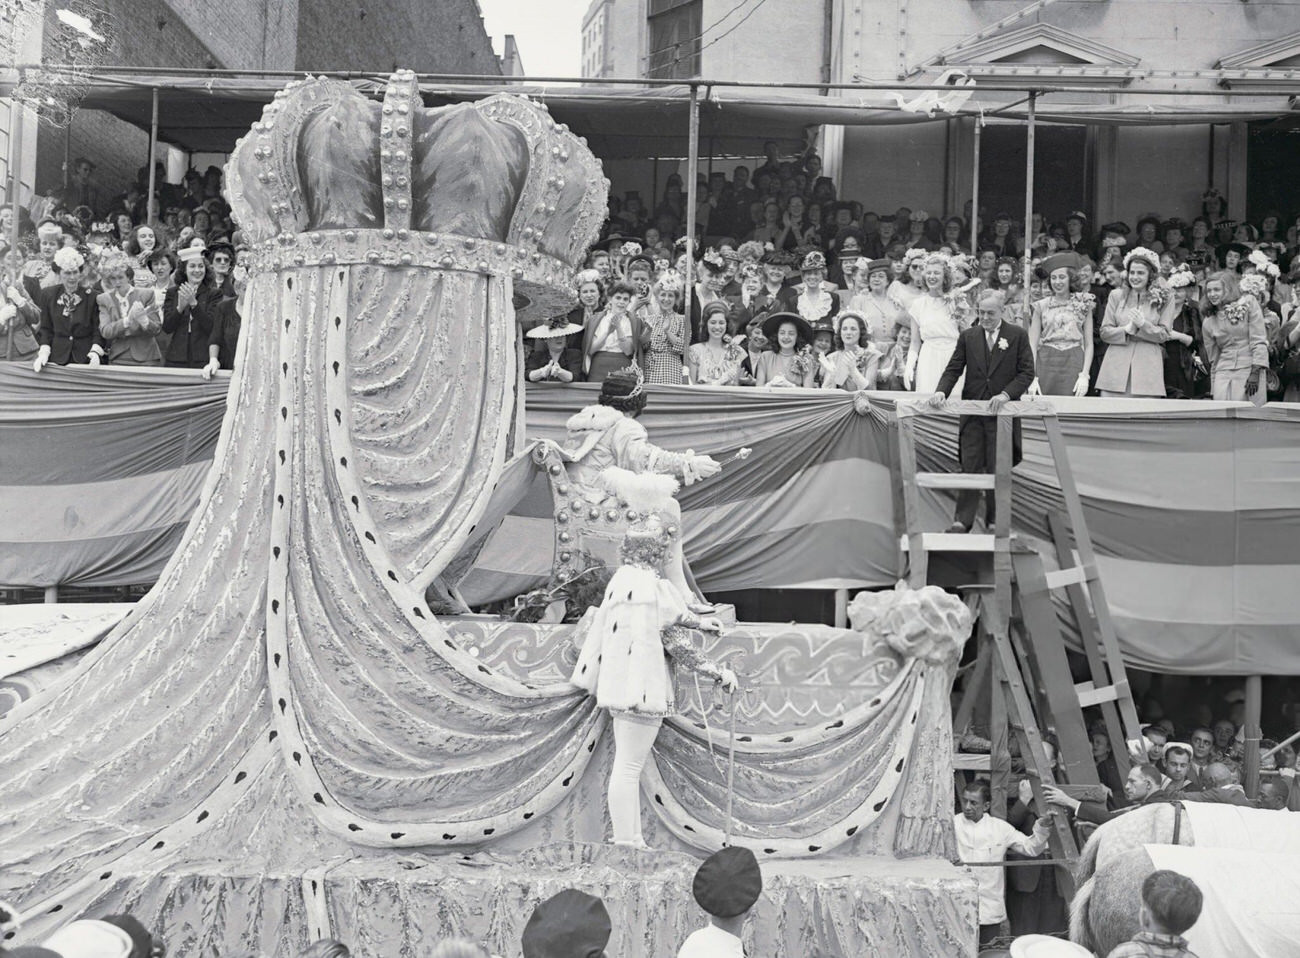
[997,336,1008,352]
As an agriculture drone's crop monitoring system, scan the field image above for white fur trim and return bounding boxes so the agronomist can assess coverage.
[599,466,679,511]
[564,404,624,434]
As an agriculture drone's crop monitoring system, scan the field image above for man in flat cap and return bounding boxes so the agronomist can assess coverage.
[521,889,610,958]
[678,846,763,958]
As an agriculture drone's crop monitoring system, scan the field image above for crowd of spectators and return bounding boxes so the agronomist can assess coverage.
[568,144,1300,402]
[1,159,243,376]
[954,681,1299,949]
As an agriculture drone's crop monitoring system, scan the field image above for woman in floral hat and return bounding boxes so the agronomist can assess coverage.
[905,252,970,395]
[1201,271,1269,403]
[755,312,815,387]
[638,270,687,384]
[1095,247,1175,398]
[888,248,928,315]
[1163,266,1207,399]
[784,249,839,327]
[1027,252,1094,396]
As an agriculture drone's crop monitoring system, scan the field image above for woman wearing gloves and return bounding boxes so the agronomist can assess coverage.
[1201,271,1270,403]
[33,247,104,371]
[522,315,584,383]
[202,296,243,379]
[1026,252,1094,396]
[1095,247,1175,398]
[906,252,970,394]
[96,249,163,367]
[571,467,737,849]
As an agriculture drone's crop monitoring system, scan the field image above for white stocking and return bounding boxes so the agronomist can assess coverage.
[609,715,662,844]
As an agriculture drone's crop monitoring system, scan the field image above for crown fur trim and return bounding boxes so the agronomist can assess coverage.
[599,467,679,511]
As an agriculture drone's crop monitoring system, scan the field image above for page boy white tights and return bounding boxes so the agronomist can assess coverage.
[609,715,663,845]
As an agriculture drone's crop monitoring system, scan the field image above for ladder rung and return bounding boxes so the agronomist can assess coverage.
[1075,680,1128,709]
[952,753,992,770]
[1044,564,1091,590]
[914,471,998,490]
[902,533,997,553]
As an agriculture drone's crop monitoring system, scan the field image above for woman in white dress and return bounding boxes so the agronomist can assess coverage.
[905,253,970,394]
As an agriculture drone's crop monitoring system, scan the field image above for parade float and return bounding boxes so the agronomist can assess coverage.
[0,74,979,957]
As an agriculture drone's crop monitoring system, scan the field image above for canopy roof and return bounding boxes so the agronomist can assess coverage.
[3,68,1298,159]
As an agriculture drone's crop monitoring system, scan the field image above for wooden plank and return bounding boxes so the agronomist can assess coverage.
[1075,682,1124,709]
[895,418,928,589]
[1013,551,1101,789]
[952,753,994,771]
[914,471,998,490]
[901,533,997,552]
[894,397,1058,419]
[990,623,1079,888]
[1043,565,1090,590]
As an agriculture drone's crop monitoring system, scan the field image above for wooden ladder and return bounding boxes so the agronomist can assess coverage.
[895,398,1144,882]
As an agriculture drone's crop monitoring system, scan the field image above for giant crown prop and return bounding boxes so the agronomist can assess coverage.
[226,70,609,319]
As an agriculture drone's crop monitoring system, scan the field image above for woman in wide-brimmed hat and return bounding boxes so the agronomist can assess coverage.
[526,315,585,383]
[755,311,815,387]
[1095,246,1175,397]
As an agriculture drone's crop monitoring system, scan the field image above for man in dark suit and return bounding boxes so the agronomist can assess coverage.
[927,288,1036,532]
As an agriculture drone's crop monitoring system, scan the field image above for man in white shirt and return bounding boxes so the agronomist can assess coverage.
[678,846,762,958]
[953,780,1052,947]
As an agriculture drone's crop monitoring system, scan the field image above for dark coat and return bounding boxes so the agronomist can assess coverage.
[208,297,242,370]
[163,282,224,368]
[725,291,775,335]
[525,344,584,382]
[38,284,103,365]
[936,321,1036,528]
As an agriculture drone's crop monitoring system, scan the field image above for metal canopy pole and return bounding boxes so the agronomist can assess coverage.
[6,101,25,362]
[685,83,699,338]
[146,86,159,225]
[1243,674,1262,798]
[970,116,982,255]
[1021,93,1036,313]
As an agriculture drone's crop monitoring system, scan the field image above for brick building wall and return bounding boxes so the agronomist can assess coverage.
[35,0,235,206]
[32,0,502,214]
[293,0,500,75]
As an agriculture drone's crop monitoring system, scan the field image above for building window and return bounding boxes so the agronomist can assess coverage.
[647,0,701,79]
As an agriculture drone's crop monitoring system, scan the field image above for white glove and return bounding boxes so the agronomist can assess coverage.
[1025,377,1042,397]
[699,616,724,633]
[1017,779,1034,807]
[718,667,738,693]
[201,357,221,380]
[0,302,15,330]
[1072,370,1089,397]
[87,351,101,367]
[5,285,23,306]
[32,344,50,372]
[689,455,721,482]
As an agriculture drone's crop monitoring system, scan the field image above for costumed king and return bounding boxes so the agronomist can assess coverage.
[560,366,721,608]
[570,467,738,849]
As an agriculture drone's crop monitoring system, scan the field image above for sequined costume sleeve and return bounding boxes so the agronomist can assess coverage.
[607,416,695,478]
[660,622,727,682]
